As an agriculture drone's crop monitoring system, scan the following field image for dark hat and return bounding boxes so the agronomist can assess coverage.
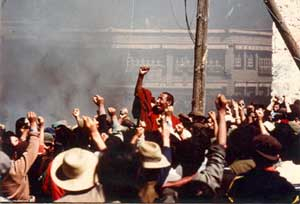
[252,134,282,161]
[291,100,300,119]
[52,120,69,129]
[178,113,192,124]
[15,117,29,132]
[188,112,207,122]
[45,127,55,135]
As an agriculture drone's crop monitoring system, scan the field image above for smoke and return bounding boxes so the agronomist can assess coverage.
[1,0,273,129]
[0,0,121,128]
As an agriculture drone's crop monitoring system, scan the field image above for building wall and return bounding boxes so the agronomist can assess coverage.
[111,29,273,112]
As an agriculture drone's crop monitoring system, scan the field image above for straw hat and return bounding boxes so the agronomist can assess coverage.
[51,148,99,191]
[138,141,170,169]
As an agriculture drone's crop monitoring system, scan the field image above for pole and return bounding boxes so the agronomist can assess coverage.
[191,0,208,115]
[264,0,300,70]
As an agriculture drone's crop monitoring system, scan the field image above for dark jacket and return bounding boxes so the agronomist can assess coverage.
[227,168,298,203]
[178,144,226,202]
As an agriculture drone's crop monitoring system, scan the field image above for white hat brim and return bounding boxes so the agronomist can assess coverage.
[143,154,170,169]
[51,149,99,192]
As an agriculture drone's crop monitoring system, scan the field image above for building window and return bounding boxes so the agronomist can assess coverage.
[258,52,272,75]
[246,52,255,69]
[234,51,243,69]
[258,87,269,96]
[234,87,245,97]
[174,56,193,73]
[126,51,165,82]
[207,50,225,73]
[246,87,256,97]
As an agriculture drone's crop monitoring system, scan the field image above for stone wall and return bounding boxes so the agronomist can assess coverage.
[272,0,300,101]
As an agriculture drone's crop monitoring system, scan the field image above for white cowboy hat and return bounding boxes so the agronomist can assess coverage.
[51,148,99,191]
[138,141,170,169]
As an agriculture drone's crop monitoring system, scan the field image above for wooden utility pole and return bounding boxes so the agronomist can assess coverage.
[191,0,208,115]
[264,0,300,70]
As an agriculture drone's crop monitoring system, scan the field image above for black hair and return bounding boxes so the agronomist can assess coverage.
[98,143,142,202]
[15,117,29,138]
[162,92,174,106]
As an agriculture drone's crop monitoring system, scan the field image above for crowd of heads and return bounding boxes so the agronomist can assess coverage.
[0,67,300,202]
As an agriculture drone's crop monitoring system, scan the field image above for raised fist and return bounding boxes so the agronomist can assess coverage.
[232,99,239,110]
[38,116,45,127]
[255,109,264,121]
[107,107,116,117]
[72,108,80,118]
[93,95,105,106]
[27,112,37,124]
[82,116,98,133]
[215,94,228,111]
[208,111,216,121]
[0,123,5,130]
[139,65,150,76]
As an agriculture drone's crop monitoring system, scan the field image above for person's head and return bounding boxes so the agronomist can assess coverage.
[2,131,20,158]
[119,108,129,119]
[178,113,193,129]
[226,124,260,165]
[98,143,142,202]
[138,141,170,169]
[247,104,255,115]
[15,117,30,138]
[252,134,282,168]
[238,99,245,108]
[290,100,300,123]
[44,132,55,154]
[155,92,174,113]
[272,102,280,112]
[52,121,74,151]
[51,148,102,198]
[188,112,207,124]
[3,131,19,147]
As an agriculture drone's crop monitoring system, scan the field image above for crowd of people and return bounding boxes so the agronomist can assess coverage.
[0,66,300,203]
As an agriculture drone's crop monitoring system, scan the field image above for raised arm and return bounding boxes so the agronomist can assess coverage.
[93,95,106,116]
[208,111,218,138]
[238,100,246,122]
[191,94,228,192]
[72,108,84,127]
[107,107,124,141]
[163,94,228,192]
[38,116,45,147]
[14,112,40,175]
[216,94,227,146]
[256,108,270,135]
[283,96,292,113]
[266,96,277,112]
[131,121,145,145]
[134,65,150,96]
[232,99,242,125]
[82,116,107,151]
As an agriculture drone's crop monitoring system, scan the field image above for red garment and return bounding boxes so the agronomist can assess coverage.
[38,144,45,155]
[280,119,289,124]
[136,87,180,131]
[41,161,65,201]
